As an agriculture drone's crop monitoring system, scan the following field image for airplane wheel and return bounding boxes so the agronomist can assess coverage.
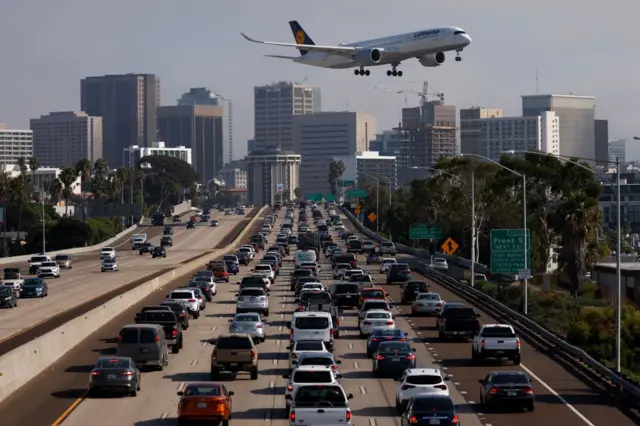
[365,70,370,76]
[354,69,359,75]
[387,70,392,76]
[397,71,403,76]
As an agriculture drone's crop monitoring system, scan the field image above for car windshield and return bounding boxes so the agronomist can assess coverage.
[223,256,237,262]
[391,264,410,271]
[95,358,130,369]
[255,265,271,271]
[417,293,440,301]
[138,311,175,322]
[406,375,443,385]
[490,373,529,385]
[362,290,384,298]
[295,341,325,351]
[299,356,333,366]
[482,327,516,338]
[366,312,391,319]
[170,292,193,299]
[292,371,332,383]
[379,342,410,353]
[215,336,252,349]
[30,256,48,262]
[183,386,220,397]
[333,284,359,294]
[294,317,330,330]
[55,255,70,260]
[196,271,213,277]
[0,287,12,296]
[235,314,260,322]
[412,396,455,412]
[363,302,388,310]
[240,289,265,297]
[294,386,347,407]
[41,262,57,267]
[373,329,402,337]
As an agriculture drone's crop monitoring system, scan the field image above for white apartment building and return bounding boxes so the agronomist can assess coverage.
[1,164,81,196]
[123,141,192,167]
[254,81,321,152]
[0,124,33,165]
[30,111,102,168]
[333,151,398,191]
[247,150,301,205]
[219,167,247,189]
[294,111,376,196]
[468,111,559,161]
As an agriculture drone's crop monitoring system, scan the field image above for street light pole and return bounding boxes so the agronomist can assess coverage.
[523,173,528,315]
[42,196,46,253]
[470,170,475,287]
[615,157,621,372]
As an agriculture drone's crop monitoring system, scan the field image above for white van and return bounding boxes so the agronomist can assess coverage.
[295,248,317,266]
[289,311,334,351]
[131,233,147,244]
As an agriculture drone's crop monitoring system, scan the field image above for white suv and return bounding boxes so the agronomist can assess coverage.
[253,264,275,283]
[283,365,340,408]
[100,247,116,260]
[38,261,60,278]
[167,289,201,319]
[380,258,397,273]
[395,368,451,412]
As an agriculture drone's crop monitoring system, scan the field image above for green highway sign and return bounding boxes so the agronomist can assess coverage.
[410,223,443,240]
[347,189,367,198]
[324,194,337,202]
[307,193,323,202]
[490,229,531,274]
[340,180,355,187]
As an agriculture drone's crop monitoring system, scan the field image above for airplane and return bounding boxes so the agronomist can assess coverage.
[241,20,472,77]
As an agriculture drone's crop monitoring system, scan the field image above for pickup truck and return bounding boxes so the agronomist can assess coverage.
[304,301,341,338]
[287,384,353,425]
[436,307,481,340]
[1,268,24,290]
[472,324,521,365]
[135,310,183,353]
[28,255,51,274]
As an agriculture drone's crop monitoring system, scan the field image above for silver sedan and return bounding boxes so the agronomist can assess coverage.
[411,292,444,316]
[228,312,265,343]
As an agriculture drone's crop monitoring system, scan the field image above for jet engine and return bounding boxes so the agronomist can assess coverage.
[418,52,445,67]
[354,48,384,65]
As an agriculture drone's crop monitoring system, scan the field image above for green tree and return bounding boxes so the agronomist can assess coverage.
[0,172,12,255]
[328,161,345,195]
[45,177,63,204]
[59,167,79,215]
[12,157,30,241]
[28,156,40,200]
[294,187,301,199]
[75,158,92,198]
[92,158,109,199]
[138,155,199,211]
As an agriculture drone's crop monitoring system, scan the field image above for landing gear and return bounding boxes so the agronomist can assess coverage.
[354,67,370,76]
[386,63,403,77]
[455,49,463,62]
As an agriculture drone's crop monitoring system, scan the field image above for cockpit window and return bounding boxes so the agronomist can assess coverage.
[454,31,466,35]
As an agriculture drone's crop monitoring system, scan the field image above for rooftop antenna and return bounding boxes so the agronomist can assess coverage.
[536,70,539,94]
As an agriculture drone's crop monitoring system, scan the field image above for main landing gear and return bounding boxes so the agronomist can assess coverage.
[354,67,370,76]
[386,63,403,77]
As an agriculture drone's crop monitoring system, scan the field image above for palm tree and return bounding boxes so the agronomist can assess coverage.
[28,156,40,199]
[75,158,92,199]
[294,187,301,199]
[328,161,345,195]
[59,167,79,215]
[0,172,12,256]
[92,158,109,199]
[45,177,63,204]
[14,157,29,241]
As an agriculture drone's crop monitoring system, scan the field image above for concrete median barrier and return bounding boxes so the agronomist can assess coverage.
[0,205,267,404]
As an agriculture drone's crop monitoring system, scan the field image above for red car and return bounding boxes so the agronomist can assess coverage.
[190,215,201,223]
[213,264,230,283]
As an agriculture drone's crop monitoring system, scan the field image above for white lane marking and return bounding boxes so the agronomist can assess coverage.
[280,314,284,318]
[369,419,376,426]
[433,353,439,357]
[460,390,467,395]
[273,359,278,365]
[276,340,281,346]
[269,381,275,388]
[177,382,186,391]
[202,341,208,346]
[353,362,360,369]
[468,401,475,404]
[359,385,367,395]
[348,343,353,349]
[520,364,596,426]
[160,412,169,419]
[428,347,434,351]
[225,304,230,309]
[454,382,460,386]
[279,326,283,331]
[282,304,286,307]
[211,326,217,331]
[191,359,198,366]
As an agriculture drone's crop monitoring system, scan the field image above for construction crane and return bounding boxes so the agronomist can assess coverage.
[215,93,234,163]
[374,81,445,104]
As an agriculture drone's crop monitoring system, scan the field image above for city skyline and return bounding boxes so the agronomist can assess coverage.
[0,0,638,161]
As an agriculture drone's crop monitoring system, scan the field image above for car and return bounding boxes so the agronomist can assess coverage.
[152,246,167,258]
[287,384,353,425]
[101,259,119,272]
[395,368,451,412]
[209,333,259,380]
[89,356,141,397]
[222,255,240,274]
[380,257,397,273]
[188,281,214,302]
[210,219,219,227]
[1,268,24,290]
[100,247,116,260]
[399,394,459,425]
[472,324,521,364]
[138,242,153,255]
[19,278,48,298]
[401,281,431,304]
[286,339,329,371]
[186,287,207,311]
[167,289,201,319]
[411,292,443,316]
[479,371,535,411]
[228,312,265,343]
[225,210,232,216]
[386,263,412,285]
[38,261,60,278]
[362,241,376,252]
[282,365,341,407]
[160,300,191,330]
[186,221,196,229]
[366,328,408,357]
[177,382,234,425]
[293,351,342,374]
[357,299,393,325]
[0,285,18,307]
[163,226,174,235]
[372,340,416,377]
[54,254,73,269]
[236,287,269,315]
[366,252,382,264]
[360,309,395,337]
[358,287,387,309]
[212,263,230,282]
[431,257,449,272]
[160,236,173,247]
[330,283,361,308]
[28,254,51,274]
[342,269,364,282]
[379,241,397,255]
[252,264,275,283]
[173,214,181,223]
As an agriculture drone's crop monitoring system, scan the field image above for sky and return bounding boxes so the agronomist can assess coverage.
[1,0,639,161]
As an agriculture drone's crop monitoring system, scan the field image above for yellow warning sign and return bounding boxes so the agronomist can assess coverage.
[354,207,361,215]
[441,237,459,255]
[368,212,377,222]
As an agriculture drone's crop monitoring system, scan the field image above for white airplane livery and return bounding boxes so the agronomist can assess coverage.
[241,20,472,77]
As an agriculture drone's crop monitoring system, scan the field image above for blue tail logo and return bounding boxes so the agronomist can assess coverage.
[289,20,315,56]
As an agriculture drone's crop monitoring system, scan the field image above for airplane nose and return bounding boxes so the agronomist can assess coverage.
[463,34,472,45]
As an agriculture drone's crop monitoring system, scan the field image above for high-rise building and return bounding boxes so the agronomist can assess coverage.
[80,73,160,167]
[469,112,560,162]
[123,141,192,168]
[594,120,609,165]
[246,150,301,205]
[30,111,102,168]
[254,81,321,151]
[608,139,626,165]
[157,105,224,184]
[522,94,596,160]
[219,159,248,189]
[334,151,398,191]
[247,138,256,153]
[369,130,403,157]
[293,111,375,196]
[0,124,33,165]
[460,107,503,155]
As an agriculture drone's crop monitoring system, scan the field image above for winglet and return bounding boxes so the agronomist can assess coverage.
[241,33,261,44]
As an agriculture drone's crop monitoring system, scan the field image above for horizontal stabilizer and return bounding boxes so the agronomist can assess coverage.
[264,54,299,60]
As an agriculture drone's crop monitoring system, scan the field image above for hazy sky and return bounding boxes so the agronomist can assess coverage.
[1,0,639,161]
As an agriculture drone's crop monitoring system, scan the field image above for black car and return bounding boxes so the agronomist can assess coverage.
[400,281,431,303]
[186,221,196,229]
[163,226,174,235]
[161,236,173,247]
[372,341,416,377]
[210,219,219,227]
[0,285,18,308]
[387,263,412,285]
[152,246,167,258]
[330,283,361,308]
[138,242,153,255]
[479,371,535,411]
[160,300,190,330]
[400,395,459,426]
[19,278,48,298]
[173,214,181,223]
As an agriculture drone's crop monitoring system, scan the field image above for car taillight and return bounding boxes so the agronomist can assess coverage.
[376,354,385,360]
[480,339,485,348]
[298,305,303,311]
[122,371,135,376]
[407,269,411,273]
[401,384,415,391]
[434,384,447,390]
[406,353,415,361]
[331,365,338,371]
[290,411,296,421]
[287,384,293,391]
[290,329,294,339]
[346,410,351,422]
[329,328,334,337]
[189,299,196,303]
[250,349,257,360]
[451,414,460,424]
[291,353,298,359]
[523,387,534,395]
[371,338,379,342]
[385,321,393,325]
[516,338,521,348]
[172,329,177,338]
[410,415,417,424]
[211,348,217,360]
[256,323,263,328]
[117,334,122,342]
[155,335,160,342]
[91,371,101,376]
[398,337,407,341]
[489,387,498,394]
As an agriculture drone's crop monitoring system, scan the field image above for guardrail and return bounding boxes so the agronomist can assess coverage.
[340,207,640,402]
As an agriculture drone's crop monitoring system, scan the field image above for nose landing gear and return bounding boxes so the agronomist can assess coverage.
[455,49,463,62]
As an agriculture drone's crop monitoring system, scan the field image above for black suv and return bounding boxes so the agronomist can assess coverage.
[400,281,431,303]
[386,263,412,285]
[161,236,173,247]
[138,242,153,255]
[152,246,167,258]
[0,285,18,308]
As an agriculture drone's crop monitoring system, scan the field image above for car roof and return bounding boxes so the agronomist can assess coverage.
[365,309,391,314]
[293,365,332,372]
[216,333,252,339]
[297,351,334,359]
[405,368,443,376]
[292,311,332,318]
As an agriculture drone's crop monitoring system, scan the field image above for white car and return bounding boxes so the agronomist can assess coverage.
[287,339,330,371]
[252,264,275,283]
[283,365,340,407]
[167,289,201,319]
[38,261,60,278]
[192,276,217,296]
[395,368,451,412]
[333,264,350,279]
[411,292,444,316]
[100,247,116,260]
[101,259,119,272]
[239,245,255,260]
[301,282,325,292]
[380,258,397,273]
[359,309,395,337]
[300,262,320,272]
[431,257,449,272]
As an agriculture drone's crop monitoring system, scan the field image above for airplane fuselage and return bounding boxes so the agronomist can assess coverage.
[294,26,470,69]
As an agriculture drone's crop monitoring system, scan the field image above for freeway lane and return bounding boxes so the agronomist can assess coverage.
[0,209,264,426]
[51,209,483,426]
[343,215,640,426]
[0,210,245,346]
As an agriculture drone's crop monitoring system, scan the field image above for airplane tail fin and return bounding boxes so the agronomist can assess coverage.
[289,20,315,56]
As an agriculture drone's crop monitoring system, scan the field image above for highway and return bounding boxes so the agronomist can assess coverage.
[0,210,249,347]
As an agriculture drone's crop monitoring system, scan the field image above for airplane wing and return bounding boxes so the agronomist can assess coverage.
[264,55,300,60]
[241,32,357,57]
